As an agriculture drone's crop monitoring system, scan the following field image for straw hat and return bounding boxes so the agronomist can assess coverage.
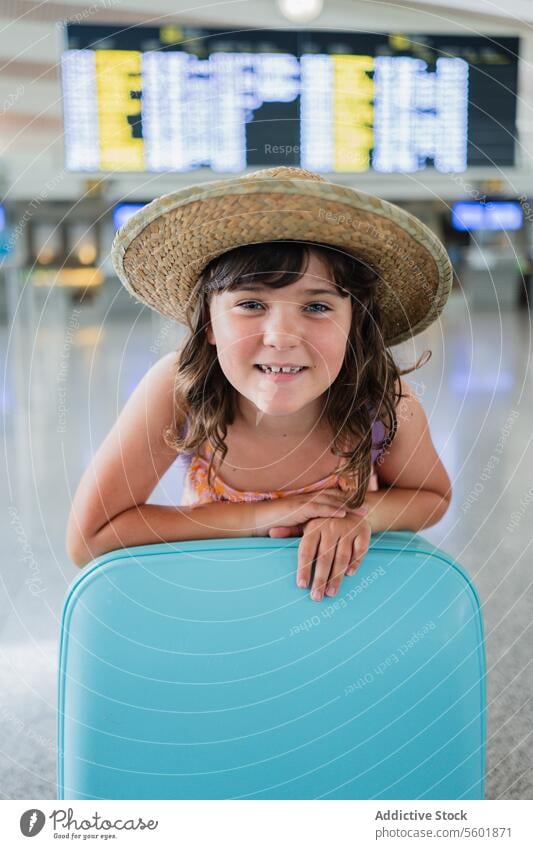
[111,166,452,346]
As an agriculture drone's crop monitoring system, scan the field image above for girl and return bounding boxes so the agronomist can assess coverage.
[66,167,452,601]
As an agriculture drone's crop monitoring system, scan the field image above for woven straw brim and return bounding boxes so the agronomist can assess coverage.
[111,175,453,346]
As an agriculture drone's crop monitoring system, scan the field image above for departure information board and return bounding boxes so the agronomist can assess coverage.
[61,26,518,173]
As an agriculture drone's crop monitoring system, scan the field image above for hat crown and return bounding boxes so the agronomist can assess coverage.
[241,166,327,183]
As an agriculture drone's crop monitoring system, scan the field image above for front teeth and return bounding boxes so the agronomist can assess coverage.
[259,365,303,374]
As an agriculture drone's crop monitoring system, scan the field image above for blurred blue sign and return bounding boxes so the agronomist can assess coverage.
[0,205,12,256]
[452,201,523,231]
[113,203,145,231]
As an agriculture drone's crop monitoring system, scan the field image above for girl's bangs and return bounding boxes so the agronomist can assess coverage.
[204,241,312,296]
[201,240,375,301]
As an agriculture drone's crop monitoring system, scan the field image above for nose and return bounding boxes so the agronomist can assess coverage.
[261,305,303,349]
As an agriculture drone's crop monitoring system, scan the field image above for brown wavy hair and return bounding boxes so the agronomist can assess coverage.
[163,240,430,508]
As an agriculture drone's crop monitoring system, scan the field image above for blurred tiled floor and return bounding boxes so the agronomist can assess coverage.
[1,283,532,799]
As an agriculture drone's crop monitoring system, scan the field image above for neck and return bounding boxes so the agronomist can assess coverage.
[236,397,326,440]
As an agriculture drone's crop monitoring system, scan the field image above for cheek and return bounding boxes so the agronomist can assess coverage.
[331,317,351,357]
[210,320,254,363]
[318,325,349,361]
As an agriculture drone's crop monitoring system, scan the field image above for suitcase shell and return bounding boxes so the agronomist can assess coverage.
[57,532,486,799]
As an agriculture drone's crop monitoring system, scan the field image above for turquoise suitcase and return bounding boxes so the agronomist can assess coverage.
[57,532,486,799]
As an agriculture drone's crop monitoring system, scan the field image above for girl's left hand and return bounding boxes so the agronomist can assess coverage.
[269,508,371,601]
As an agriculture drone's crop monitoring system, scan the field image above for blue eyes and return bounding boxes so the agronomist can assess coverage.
[236,301,332,314]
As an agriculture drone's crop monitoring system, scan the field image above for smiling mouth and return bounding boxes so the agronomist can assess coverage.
[254,365,308,374]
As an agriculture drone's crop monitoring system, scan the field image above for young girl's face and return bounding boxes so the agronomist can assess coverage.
[205,251,353,427]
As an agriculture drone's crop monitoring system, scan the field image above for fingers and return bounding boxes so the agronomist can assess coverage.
[296,520,371,601]
[345,522,371,576]
[325,537,354,597]
[298,524,338,602]
[297,520,371,601]
[296,525,320,590]
[310,537,337,601]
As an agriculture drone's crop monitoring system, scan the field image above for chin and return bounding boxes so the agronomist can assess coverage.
[256,402,296,413]
[253,400,300,415]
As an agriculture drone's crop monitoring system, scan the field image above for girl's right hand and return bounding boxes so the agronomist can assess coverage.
[251,488,353,538]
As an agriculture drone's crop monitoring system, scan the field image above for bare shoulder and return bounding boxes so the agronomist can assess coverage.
[376,374,451,499]
[389,375,430,439]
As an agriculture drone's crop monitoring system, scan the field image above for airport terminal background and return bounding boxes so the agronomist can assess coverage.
[0,0,532,800]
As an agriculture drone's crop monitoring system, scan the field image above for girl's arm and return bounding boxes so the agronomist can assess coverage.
[66,352,255,567]
[368,378,452,533]
[74,501,257,568]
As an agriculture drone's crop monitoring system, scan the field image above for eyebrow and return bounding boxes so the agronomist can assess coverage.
[234,284,343,298]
